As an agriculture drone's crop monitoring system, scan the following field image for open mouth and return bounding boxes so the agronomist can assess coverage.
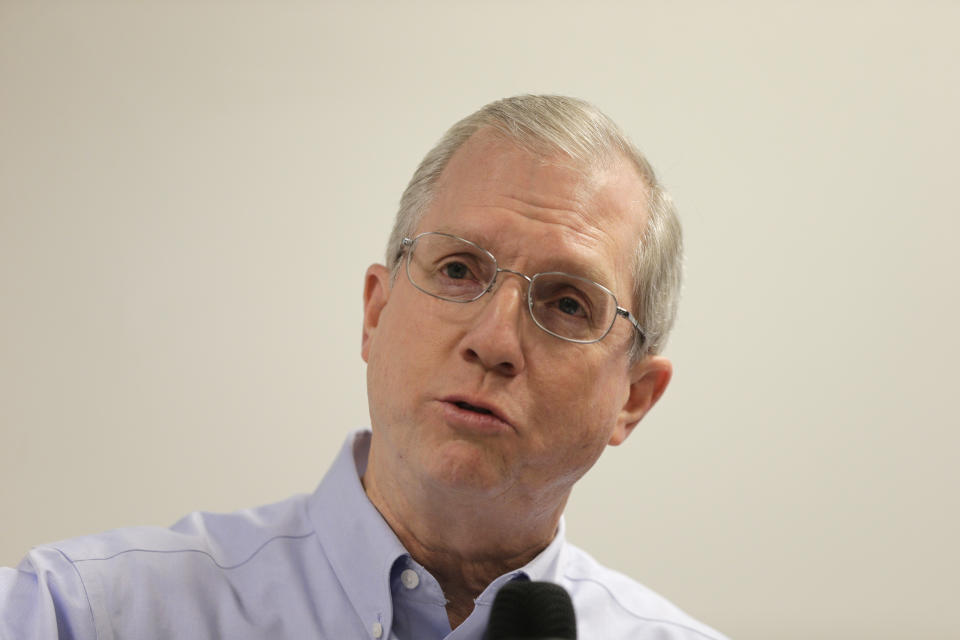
[454,401,494,416]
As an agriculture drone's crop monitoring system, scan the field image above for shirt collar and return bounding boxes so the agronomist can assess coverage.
[308,430,408,637]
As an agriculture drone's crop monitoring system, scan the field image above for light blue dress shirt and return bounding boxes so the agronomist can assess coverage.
[1,430,727,640]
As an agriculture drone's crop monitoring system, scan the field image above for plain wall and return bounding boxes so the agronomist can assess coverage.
[2,2,958,638]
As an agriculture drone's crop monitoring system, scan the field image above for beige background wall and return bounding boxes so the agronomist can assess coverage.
[2,2,958,638]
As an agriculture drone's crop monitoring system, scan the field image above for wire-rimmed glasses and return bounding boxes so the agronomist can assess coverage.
[400,232,645,346]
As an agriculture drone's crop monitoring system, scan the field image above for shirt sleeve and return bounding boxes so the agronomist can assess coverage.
[0,547,98,640]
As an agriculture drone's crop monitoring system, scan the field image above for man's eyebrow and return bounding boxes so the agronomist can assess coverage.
[543,259,613,289]
[430,227,615,288]
[430,227,491,247]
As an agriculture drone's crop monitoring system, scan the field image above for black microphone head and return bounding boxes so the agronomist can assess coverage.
[484,580,577,640]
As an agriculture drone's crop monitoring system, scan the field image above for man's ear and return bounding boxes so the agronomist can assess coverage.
[361,264,392,363]
[608,356,673,446]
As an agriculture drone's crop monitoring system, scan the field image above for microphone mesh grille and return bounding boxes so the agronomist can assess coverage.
[484,580,577,639]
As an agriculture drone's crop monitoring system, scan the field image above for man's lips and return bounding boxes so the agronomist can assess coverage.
[453,400,493,415]
[440,395,513,428]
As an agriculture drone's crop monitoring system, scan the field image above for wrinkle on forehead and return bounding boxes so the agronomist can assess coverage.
[434,135,643,230]
[435,154,587,215]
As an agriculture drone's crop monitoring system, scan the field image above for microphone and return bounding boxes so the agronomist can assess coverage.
[484,580,577,640]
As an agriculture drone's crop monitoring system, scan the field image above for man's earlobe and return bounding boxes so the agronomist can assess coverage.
[609,356,673,446]
[361,264,392,363]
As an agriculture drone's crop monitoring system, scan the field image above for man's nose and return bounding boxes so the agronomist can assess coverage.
[458,272,528,376]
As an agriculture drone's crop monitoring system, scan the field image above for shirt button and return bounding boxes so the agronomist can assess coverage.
[372,621,383,638]
[400,568,420,589]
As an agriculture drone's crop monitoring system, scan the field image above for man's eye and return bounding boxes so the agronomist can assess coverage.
[556,296,586,317]
[441,261,470,279]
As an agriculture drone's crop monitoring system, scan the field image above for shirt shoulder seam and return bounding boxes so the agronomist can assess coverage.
[53,546,100,640]
[564,573,724,640]
[63,531,316,571]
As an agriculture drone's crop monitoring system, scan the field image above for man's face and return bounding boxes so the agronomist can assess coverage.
[361,129,670,510]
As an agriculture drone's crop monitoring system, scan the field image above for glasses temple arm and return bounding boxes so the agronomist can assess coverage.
[616,307,646,347]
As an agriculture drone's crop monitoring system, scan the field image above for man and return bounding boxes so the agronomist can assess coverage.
[1,95,726,639]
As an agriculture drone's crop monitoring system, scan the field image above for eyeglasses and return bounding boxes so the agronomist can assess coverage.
[400,232,645,346]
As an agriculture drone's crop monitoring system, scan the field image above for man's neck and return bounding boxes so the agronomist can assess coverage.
[362,460,567,629]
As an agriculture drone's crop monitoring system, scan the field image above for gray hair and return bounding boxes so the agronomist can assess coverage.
[385,94,682,360]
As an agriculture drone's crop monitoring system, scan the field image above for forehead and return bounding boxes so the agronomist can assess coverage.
[417,130,650,293]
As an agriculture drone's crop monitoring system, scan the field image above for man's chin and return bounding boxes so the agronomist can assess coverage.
[422,439,512,496]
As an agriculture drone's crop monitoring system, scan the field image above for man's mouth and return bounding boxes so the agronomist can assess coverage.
[454,401,494,416]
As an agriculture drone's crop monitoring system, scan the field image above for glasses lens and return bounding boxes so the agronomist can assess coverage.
[407,233,496,301]
[530,273,616,342]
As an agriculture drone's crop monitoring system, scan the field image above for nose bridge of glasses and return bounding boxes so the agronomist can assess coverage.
[494,266,532,284]
[479,266,530,310]
[489,267,533,299]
